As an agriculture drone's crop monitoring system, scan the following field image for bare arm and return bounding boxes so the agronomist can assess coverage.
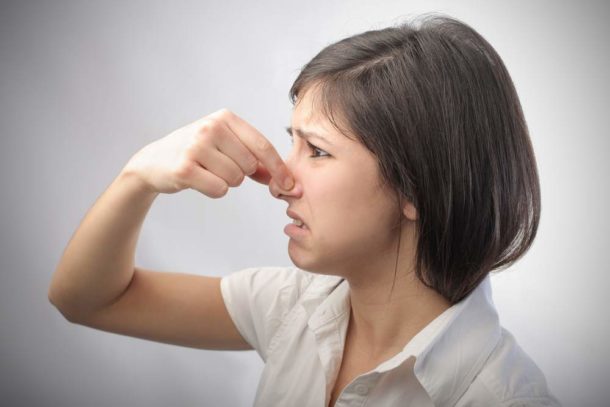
[48,109,293,350]
[48,170,158,319]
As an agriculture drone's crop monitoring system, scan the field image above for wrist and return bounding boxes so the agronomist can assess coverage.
[117,169,159,199]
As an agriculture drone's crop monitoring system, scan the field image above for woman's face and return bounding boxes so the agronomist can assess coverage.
[271,86,405,277]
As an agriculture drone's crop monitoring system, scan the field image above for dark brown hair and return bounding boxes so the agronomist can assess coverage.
[289,14,541,304]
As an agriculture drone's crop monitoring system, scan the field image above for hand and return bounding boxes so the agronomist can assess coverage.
[121,109,294,198]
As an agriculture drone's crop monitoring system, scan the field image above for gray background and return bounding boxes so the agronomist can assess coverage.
[1,0,608,406]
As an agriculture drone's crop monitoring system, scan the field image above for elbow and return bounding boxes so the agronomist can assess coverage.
[47,280,64,314]
[47,285,79,323]
[48,282,59,307]
[48,291,71,321]
[50,302,82,324]
[47,283,61,312]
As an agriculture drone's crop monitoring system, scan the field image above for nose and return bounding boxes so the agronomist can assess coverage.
[269,153,303,200]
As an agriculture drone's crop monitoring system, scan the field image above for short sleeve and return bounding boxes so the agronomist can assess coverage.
[220,266,315,361]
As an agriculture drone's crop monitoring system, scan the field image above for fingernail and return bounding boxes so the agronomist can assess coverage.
[283,175,294,190]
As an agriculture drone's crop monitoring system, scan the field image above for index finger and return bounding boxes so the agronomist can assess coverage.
[216,109,294,190]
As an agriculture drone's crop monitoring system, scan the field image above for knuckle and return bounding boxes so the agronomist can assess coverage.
[174,160,195,180]
[246,159,258,175]
[209,183,228,198]
[197,119,213,133]
[194,126,220,149]
[256,137,272,153]
[193,125,211,144]
[230,172,245,187]
[198,119,220,136]
[209,108,232,121]
[217,108,233,119]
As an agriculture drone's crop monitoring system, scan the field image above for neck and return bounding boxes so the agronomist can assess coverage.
[343,225,451,360]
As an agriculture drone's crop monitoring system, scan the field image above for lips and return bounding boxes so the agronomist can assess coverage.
[286,209,308,229]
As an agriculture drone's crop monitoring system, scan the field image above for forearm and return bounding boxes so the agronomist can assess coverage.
[48,170,159,318]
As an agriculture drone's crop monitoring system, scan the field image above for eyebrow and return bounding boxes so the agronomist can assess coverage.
[285,126,333,146]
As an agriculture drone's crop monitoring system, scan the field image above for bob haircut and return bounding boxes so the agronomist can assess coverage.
[288,14,541,304]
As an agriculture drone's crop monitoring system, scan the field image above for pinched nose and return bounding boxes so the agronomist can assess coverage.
[269,176,303,199]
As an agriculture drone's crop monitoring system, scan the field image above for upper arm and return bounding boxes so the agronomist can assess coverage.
[64,267,253,351]
[219,266,315,360]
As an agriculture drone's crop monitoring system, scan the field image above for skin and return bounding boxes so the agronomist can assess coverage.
[269,84,451,361]
[48,77,449,407]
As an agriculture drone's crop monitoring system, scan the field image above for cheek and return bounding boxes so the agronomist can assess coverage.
[316,200,396,265]
[311,171,394,239]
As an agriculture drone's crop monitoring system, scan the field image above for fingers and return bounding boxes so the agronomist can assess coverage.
[187,108,294,197]
[248,162,272,185]
[213,109,294,190]
[268,176,282,198]
[213,120,259,176]
[268,174,301,198]
[187,165,229,198]
[197,148,246,188]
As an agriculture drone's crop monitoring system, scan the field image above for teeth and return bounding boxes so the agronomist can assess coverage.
[292,219,304,227]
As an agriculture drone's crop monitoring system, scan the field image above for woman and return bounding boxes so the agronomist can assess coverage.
[49,14,560,406]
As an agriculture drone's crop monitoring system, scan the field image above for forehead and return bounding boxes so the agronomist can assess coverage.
[291,84,354,144]
[292,85,330,129]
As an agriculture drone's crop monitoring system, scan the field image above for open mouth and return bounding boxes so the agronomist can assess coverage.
[292,218,308,229]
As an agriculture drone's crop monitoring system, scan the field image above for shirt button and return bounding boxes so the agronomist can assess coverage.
[354,384,369,395]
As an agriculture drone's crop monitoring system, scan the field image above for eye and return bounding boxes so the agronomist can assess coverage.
[287,134,330,158]
[306,141,330,158]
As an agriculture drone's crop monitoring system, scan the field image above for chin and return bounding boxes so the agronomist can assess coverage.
[287,241,343,277]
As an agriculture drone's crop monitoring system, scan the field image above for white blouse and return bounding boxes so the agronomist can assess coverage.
[220,267,560,406]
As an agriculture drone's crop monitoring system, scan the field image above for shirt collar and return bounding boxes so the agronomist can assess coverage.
[410,275,501,405]
[302,272,501,406]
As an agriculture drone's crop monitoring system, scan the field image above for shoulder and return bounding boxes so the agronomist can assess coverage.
[220,266,333,360]
[221,266,318,302]
[458,327,561,406]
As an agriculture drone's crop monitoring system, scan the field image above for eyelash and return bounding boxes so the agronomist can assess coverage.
[288,136,330,158]
[306,141,330,158]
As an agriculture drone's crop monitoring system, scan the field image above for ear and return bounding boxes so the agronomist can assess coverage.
[402,200,418,221]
